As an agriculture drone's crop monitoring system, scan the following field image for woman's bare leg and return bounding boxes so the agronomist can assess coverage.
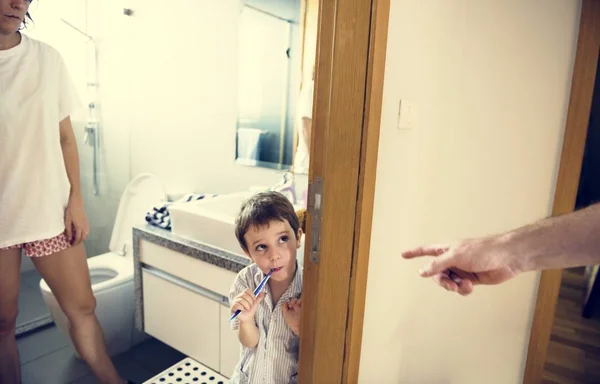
[32,244,126,384]
[0,248,22,383]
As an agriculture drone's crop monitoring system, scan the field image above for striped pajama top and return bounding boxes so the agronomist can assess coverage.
[229,263,303,384]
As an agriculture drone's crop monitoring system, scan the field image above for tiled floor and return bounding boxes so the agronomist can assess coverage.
[16,269,52,336]
[17,324,186,384]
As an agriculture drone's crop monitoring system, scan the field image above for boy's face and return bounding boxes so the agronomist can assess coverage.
[244,219,302,282]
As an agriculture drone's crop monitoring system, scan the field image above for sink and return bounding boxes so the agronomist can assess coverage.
[169,191,305,263]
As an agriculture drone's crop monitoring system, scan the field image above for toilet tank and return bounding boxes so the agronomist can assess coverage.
[109,173,167,258]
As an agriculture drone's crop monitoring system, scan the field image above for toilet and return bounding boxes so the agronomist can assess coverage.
[40,173,167,357]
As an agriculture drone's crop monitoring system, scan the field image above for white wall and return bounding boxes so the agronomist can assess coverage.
[27,0,312,198]
[23,0,307,255]
[98,0,307,197]
[359,1,581,383]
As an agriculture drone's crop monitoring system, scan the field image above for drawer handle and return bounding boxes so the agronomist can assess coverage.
[143,265,229,305]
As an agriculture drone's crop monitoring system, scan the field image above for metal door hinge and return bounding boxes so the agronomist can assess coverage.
[307,178,323,264]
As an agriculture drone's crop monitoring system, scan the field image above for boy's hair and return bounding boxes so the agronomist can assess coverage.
[235,191,300,252]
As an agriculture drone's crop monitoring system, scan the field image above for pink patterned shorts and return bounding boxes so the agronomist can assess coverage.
[0,232,71,258]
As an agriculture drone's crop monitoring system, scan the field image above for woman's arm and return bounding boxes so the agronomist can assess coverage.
[59,116,89,245]
[59,117,81,197]
[301,117,312,149]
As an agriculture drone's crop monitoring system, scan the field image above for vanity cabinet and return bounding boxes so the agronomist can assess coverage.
[142,269,221,369]
[220,304,241,375]
[138,239,243,377]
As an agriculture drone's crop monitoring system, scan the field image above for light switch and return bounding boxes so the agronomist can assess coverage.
[397,99,416,130]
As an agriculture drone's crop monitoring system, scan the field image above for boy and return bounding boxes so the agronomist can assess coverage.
[229,191,303,384]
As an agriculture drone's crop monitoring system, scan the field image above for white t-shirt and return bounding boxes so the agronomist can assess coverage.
[0,34,80,248]
[293,80,314,173]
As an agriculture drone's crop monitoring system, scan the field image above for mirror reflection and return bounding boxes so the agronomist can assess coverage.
[235,0,317,174]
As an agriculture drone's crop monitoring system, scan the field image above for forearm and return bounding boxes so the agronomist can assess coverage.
[59,117,82,197]
[238,321,259,348]
[302,118,311,148]
[61,139,82,196]
[503,203,600,272]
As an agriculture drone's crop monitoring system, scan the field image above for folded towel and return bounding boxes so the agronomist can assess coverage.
[145,193,215,230]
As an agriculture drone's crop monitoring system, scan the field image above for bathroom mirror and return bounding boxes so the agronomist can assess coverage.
[234,0,317,175]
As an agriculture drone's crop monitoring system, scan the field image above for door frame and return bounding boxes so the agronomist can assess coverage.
[297,0,390,382]
[523,1,600,383]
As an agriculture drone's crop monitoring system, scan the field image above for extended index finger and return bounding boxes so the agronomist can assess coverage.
[401,245,449,259]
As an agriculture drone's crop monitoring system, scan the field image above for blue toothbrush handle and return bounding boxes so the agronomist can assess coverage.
[228,272,272,322]
[228,309,243,322]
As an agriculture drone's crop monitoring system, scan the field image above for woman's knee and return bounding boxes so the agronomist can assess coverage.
[62,294,97,322]
[0,307,18,337]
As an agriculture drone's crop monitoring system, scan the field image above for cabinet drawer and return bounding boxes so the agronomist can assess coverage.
[139,240,238,297]
[219,304,240,378]
[142,268,220,370]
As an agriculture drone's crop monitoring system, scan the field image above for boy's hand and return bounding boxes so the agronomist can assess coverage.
[282,297,302,336]
[231,289,264,323]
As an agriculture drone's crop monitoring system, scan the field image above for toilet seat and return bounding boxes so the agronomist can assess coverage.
[39,253,134,295]
[88,253,134,291]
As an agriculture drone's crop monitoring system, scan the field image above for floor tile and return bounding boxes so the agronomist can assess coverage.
[16,284,51,333]
[126,338,186,374]
[21,345,91,384]
[71,355,154,384]
[21,269,43,289]
[112,353,156,383]
[18,325,188,383]
[17,324,69,364]
[71,374,99,384]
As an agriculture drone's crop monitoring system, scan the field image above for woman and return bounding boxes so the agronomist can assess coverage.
[0,1,131,383]
[293,66,314,174]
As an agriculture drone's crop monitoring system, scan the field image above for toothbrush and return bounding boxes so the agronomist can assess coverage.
[229,268,274,322]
